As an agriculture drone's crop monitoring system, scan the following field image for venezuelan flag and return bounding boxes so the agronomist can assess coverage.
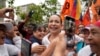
[70,0,81,20]
[70,0,77,18]
[75,0,81,20]
[70,0,82,26]
[82,8,91,26]
[90,0,100,24]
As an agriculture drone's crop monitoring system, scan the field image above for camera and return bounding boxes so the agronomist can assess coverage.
[66,28,75,48]
[64,16,75,30]
[64,16,75,48]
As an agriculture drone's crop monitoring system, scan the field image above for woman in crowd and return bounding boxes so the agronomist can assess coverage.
[42,14,63,47]
[41,14,83,56]
[41,14,66,56]
[29,25,47,56]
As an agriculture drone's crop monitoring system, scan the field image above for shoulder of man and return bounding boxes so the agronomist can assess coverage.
[78,45,92,56]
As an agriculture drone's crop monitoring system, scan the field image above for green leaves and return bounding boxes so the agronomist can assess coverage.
[27,4,44,24]
[7,0,15,7]
[8,0,61,25]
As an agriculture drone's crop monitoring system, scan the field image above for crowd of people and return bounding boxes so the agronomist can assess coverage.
[0,7,100,56]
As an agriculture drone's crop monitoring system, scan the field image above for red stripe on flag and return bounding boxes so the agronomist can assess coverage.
[82,8,91,26]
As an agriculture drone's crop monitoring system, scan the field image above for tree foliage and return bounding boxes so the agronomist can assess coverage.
[41,0,61,17]
[7,0,15,7]
[27,4,44,24]
[0,0,6,8]
[39,0,61,23]
[7,0,61,24]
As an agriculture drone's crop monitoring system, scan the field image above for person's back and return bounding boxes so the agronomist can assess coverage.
[29,25,47,56]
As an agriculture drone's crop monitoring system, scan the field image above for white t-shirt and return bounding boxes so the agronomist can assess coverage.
[74,34,83,42]
[67,51,75,56]
[0,44,20,56]
[42,33,50,47]
[31,43,39,56]
[78,45,96,56]
[42,34,83,47]
[13,36,21,49]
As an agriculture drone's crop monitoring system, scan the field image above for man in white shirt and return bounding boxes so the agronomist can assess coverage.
[0,8,21,56]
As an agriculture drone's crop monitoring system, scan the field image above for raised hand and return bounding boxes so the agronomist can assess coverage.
[0,8,14,19]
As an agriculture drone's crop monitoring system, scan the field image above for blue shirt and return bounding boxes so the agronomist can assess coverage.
[4,37,14,45]
[29,35,42,45]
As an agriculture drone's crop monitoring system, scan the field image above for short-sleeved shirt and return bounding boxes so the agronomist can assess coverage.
[78,45,96,56]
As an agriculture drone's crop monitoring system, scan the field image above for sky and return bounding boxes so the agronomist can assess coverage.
[6,0,65,7]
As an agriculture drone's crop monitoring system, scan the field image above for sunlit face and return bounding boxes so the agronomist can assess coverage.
[0,30,5,45]
[78,24,84,32]
[48,15,62,34]
[88,25,100,53]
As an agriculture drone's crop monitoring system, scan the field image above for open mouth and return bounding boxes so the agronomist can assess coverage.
[50,26,58,30]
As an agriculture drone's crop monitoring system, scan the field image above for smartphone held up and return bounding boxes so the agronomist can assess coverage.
[64,16,75,30]
[28,10,34,18]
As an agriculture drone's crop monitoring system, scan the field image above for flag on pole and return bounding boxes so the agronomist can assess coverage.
[82,8,91,26]
[71,0,77,18]
[90,0,100,24]
[70,0,82,26]
[61,0,74,21]
[70,0,81,20]
[75,0,81,20]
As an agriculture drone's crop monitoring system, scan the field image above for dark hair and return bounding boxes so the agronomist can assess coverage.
[27,23,37,31]
[0,24,7,32]
[80,28,90,34]
[33,25,46,32]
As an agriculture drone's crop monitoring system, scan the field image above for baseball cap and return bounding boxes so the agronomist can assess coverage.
[94,20,100,28]
[0,22,13,31]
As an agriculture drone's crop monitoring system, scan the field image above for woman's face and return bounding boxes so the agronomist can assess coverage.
[88,25,100,53]
[0,31,5,45]
[33,27,46,40]
[48,15,62,34]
